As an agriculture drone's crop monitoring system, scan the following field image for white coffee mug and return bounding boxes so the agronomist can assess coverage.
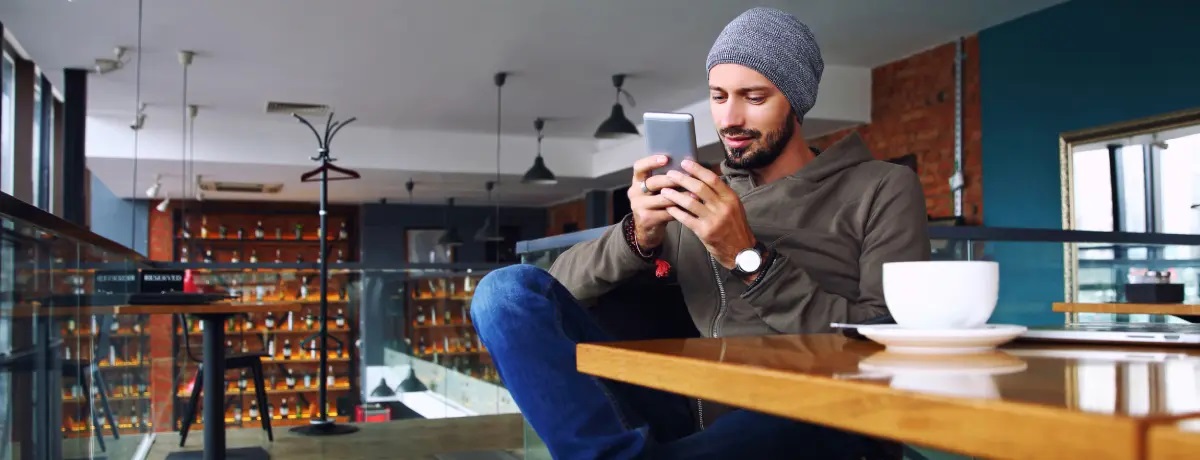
[882,261,999,329]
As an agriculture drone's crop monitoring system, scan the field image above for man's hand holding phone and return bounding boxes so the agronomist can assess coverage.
[627,154,679,250]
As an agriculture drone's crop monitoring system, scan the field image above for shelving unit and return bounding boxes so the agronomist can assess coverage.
[58,313,154,440]
[162,205,362,430]
[404,273,500,385]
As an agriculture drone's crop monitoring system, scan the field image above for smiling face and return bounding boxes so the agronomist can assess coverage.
[708,63,798,170]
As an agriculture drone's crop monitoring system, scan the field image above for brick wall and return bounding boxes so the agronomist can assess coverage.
[811,36,982,224]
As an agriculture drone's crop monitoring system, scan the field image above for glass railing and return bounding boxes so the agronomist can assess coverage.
[1,192,155,460]
[146,262,521,443]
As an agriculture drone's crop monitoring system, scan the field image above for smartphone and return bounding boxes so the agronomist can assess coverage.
[643,112,699,177]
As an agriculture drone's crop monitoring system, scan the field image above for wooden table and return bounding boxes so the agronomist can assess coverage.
[1148,417,1200,460]
[5,302,303,460]
[576,334,1200,459]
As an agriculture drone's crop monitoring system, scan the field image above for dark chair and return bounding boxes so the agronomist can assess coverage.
[177,314,273,446]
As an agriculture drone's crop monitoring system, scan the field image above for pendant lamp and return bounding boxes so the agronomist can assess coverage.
[594,74,639,138]
[522,118,557,185]
[438,198,464,247]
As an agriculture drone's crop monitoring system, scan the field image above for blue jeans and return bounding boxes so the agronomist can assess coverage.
[471,264,893,460]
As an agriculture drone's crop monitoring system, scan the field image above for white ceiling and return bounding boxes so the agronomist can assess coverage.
[2,0,1066,205]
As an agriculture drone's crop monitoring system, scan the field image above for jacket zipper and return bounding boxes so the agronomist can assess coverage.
[699,254,729,430]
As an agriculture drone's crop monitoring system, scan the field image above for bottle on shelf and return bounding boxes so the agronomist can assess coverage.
[241,340,249,354]
[285,369,296,389]
[130,405,140,428]
[249,250,258,264]
[304,371,313,389]
[255,220,265,239]
[203,248,214,264]
[133,317,143,334]
[91,315,98,335]
[66,317,76,334]
[238,370,248,391]
[296,253,304,264]
[305,310,315,330]
[182,218,191,239]
[218,224,228,239]
[287,311,294,331]
[264,311,276,330]
[231,250,241,263]
[335,309,345,328]
[274,249,282,264]
[180,246,190,263]
[336,343,344,359]
[416,306,426,326]
[200,216,209,239]
[267,337,276,358]
[308,341,318,360]
[283,339,293,360]
[249,400,260,421]
[338,221,349,240]
[294,224,304,241]
[444,306,452,325]
[275,227,283,240]
[245,314,255,331]
[430,306,439,326]
[335,249,344,264]
[418,335,427,356]
[110,317,120,333]
[234,404,244,424]
[281,398,290,418]
[237,227,245,240]
[327,366,336,387]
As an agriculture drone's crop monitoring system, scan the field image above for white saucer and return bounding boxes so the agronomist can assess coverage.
[856,324,1028,354]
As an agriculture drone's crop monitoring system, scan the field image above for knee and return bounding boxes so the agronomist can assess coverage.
[471,264,555,331]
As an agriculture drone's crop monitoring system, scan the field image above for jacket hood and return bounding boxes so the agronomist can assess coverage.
[720,131,874,183]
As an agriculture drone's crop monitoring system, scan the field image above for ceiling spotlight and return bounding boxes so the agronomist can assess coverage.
[93,46,128,75]
[146,175,162,197]
[156,196,171,213]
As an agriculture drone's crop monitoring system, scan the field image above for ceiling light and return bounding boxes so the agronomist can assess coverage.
[146,175,161,197]
[437,198,464,247]
[523,118,557,185]
[156,196,170,213]
[595,74,639,138]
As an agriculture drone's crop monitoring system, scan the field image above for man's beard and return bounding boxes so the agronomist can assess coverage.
[721,114,796,170]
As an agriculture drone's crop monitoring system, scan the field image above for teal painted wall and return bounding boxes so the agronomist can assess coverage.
[979,0,1200,325]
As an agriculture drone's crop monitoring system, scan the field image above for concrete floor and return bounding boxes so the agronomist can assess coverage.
[147,414,527,460]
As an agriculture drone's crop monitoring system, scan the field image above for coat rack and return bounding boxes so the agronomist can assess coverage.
[292,112,361,436]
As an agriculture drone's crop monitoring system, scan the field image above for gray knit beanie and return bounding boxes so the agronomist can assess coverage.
[706,7,824,119]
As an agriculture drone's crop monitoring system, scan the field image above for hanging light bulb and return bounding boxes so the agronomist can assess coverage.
[474,181,504,242]
[522,118,557,185]
[594,74,639,138]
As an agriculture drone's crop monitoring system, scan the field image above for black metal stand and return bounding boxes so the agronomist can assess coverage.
[290,113,360,437]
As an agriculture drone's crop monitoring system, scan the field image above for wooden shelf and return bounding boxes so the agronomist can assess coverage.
[62,422,154,437]
[181,327,352,336]
[63,393,151,403]
[1053,302,1200,315]
[178,237,351,245]
[189,415,348,431]
[177,384,353,398]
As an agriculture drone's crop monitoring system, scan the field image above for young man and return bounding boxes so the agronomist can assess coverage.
[471,7,929,459]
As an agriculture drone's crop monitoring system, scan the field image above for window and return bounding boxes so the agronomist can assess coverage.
[1,53,14,195]
[1069,121,1200,310]
[32,75,42,207]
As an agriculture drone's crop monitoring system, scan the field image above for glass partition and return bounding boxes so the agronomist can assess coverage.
[1,193,154,460]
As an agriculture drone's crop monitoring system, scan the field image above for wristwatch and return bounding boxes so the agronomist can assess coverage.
[731,241,770,277]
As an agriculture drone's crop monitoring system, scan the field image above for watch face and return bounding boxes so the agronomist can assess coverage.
[735,249,763,272]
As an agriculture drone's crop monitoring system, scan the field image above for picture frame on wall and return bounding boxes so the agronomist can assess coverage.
[404,228,456,263]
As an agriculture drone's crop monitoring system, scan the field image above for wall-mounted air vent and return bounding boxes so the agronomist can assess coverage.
[265,101,328,115]
[198,180,284,194]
